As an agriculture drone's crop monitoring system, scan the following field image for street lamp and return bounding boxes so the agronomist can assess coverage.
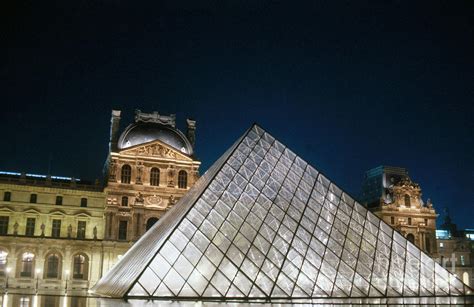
[5,267,11,292]
[65,269,70,294]
[35,268,41,294]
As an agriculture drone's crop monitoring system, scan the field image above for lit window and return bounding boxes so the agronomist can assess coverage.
[30,194,37,203]
[20,252,34,277]
[121,165,131,184]
[440,242,444,248]
[178,170,187,189]
[73,254,88,279]
[150,168,160,186]
[80,198,88,208]
[0,250,8,275]
[461,255,465,266]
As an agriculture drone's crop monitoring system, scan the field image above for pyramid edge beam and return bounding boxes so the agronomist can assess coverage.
[92,124,257,297]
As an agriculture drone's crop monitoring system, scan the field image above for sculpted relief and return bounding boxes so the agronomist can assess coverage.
[123,143,181,159]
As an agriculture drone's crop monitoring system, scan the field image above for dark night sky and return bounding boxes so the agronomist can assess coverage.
[2,1,473,228]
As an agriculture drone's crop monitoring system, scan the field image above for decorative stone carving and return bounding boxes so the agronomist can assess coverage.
[126,143,179,159]
[136,162,143,184]
[135,192,144,205]
[13,221,18,235]
[93,226,98,240]
[109,159,117,181]
[167,165,176,187]
[40,223,45,236]
[68,224,73,238]
[145,195,164,208]
[135,109,176,127]
[168,195,176,206]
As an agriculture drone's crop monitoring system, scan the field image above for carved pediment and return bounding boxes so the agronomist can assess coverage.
[49,209,67,216]
[23,208,41,215]
[119,140,192,161]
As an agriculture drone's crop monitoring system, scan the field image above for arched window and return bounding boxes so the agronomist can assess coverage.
[406,233,415,244]
[0,250,8,276]
[146,217,159,231]
[20,252,34,277]
[463,272,470,286]
[425,237,431,254]
[150,168,160,186]
[121,196,128,207]
[45,253,61,279]
[178,170,187,189]
[121,164,131,184]
[73,254,89,280]
[404,194,411,208]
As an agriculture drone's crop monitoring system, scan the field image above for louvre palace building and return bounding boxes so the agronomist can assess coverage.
[0,110,201,295]
[0,110,472,300]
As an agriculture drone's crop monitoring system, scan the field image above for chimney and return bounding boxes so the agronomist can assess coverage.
[186,119,196,149]
[109,110,121,152]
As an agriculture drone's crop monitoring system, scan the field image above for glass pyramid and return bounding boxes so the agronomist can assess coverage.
[93,124,473,299]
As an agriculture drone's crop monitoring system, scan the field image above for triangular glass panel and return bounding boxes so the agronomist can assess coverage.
[93,124,473,299]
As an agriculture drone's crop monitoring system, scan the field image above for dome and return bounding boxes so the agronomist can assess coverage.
[117,122,193,156]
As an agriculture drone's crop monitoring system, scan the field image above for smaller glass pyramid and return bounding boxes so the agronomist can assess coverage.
[93,124,473,299]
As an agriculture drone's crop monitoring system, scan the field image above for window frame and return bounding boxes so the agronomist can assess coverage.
[55,196,63,206]
[51,219,61,238]
[30,194,37,203]
[150,167,160,186]
[121,164,132,184]
[25,218,35,236]
[178,170,188,189]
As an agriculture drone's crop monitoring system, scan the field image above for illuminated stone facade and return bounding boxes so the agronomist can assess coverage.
[436,215,474,287]
[360,166,438,256]
[0,109,200,295]
[0,175,111,294]
[103,110,201,241]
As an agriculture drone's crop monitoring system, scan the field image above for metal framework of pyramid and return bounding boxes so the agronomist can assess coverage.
[93,124,472,299]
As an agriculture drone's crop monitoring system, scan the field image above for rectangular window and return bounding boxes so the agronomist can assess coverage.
[424,218,428,226]
[390,216,395,225]
[30,194,37,203]
[118,221,128,241]
[51,219,61,238]
[0,217,8,235]
[408,217,412,225]
[3,192,11,202]
[55,196,63,206]
[77,221,86,239]
[440,242,444,248]
[80,198,88,208]
[25,218,35,236]
[461,255,465,266]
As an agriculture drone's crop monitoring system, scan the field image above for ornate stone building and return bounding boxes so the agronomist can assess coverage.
[436,213,474,287]
[360,166,438,256]
[102,110,200,241]
[0,109,201,295]
[0,173,106,294]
